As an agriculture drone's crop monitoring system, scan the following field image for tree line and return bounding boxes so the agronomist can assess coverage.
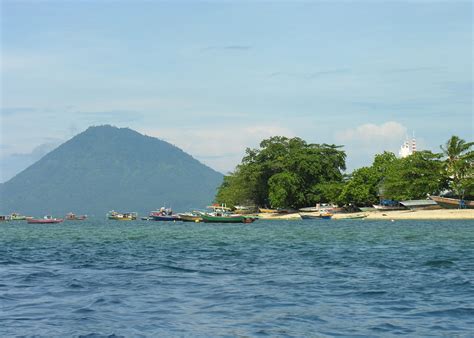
[215,135,473,208]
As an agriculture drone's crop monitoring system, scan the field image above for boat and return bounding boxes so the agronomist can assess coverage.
[202,204,257,223]
[338,214,368,220]
[373,200,406,211]
[178,211,203,222]
[149,207,180,221]
[399,199,440,210]
[107,211,137,220]
[10,213,30,221]
[27,216,64,224]
[300,213,333,220]
[201,214,257,223]
[428,195,474,209]
[65,212,87,220]
[0,215,11,221]
[258,208,278,213]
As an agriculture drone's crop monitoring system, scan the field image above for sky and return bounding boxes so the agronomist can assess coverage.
[1,0,472,182]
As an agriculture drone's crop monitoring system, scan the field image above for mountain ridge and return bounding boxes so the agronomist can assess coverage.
[0,125,223,216]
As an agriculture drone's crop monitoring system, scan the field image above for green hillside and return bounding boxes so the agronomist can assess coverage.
[0,125,223,217]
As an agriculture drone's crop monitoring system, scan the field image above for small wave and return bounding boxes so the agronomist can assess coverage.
[424,260,456,268]
[416,307,474,317]
[78,334,124,338]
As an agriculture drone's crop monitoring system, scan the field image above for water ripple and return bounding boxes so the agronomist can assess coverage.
[0,219,473,336]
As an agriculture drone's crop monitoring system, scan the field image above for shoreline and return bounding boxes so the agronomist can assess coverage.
[257,209,474,220]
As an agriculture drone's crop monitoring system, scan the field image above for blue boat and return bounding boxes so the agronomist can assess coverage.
[149,207,180,221]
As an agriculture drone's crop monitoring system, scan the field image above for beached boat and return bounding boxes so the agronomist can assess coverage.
[150,207,180,221]
[27,216,64,224]
[373,200,406,211]
[399,199,440,210]
[65,212,87,220]
[300,213,333,220]
[258,208,278,213]
[338,214,368,220]
[428,195,474,209]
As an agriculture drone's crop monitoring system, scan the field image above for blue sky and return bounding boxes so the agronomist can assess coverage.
[1,0,472,181]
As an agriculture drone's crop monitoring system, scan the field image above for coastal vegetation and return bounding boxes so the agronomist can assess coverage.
[215,135,473,208]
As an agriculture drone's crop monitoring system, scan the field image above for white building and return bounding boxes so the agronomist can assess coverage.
[399,136,417,158]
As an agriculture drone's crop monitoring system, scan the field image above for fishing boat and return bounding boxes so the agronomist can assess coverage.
[65,212,87,220]
[107,211,137,220]
[10,213,30,221]
[201,214,257,223]
[27,216,64,224]
[202,204,257,223]
[149,207,180,221]
[428,195,474,209]
[178,211,203,222]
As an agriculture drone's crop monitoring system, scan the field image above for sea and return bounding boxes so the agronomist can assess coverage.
[1,219,473,337]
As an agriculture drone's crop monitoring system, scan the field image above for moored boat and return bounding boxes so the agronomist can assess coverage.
[178,212,203,222]
[65,212,87,220]
[428,195,474,209]
[150,207,180,221]
[201,214,257,223]
[28,216,63,224]
[10,213,30,221]
[107,211,137,220]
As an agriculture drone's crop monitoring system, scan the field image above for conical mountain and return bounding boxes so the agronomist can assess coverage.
[0,125,223,216]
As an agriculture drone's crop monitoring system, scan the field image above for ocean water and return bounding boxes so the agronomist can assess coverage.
[1,219,473,336]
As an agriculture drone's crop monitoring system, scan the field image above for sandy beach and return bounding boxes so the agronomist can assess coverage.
[257,209,474,220]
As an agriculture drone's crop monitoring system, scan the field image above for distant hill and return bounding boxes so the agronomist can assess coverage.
[0,125,223,216]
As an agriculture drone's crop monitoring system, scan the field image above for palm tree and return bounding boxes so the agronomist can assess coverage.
[440,136,474,200]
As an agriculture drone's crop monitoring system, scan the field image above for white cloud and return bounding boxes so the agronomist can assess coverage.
[335,121,410,171]
[335,121,407,145]
[140,124,295,174]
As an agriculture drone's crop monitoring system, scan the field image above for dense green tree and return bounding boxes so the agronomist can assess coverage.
[440,135,474,199]
[215,136,346,208]
[382,151,446,200]
[338,151,397,206]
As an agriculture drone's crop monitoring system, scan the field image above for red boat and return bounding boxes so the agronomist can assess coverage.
[27,216,64,224]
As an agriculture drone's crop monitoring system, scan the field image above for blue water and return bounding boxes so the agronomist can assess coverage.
[1,219,473,336]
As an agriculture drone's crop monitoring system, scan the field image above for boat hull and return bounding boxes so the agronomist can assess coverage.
[202,214,256,223]
[150,215,180,221]
[300,214,332,220]
[178,214,203,222]
[28,219,63,224]
[428,196,474,209]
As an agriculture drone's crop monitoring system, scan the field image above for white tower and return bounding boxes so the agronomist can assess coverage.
[399,133,416,158]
